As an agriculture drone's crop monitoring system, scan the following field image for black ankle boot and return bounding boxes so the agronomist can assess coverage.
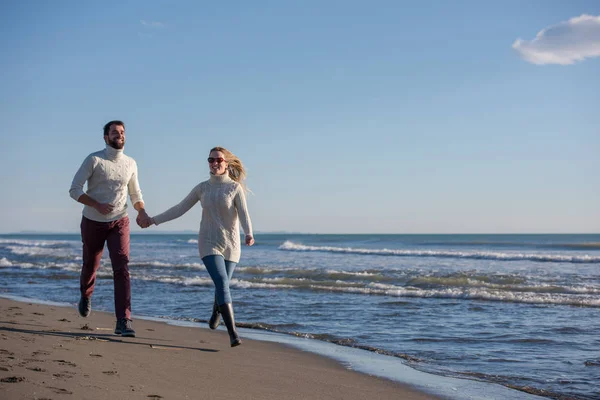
[219,303,241,347]
[208,298,220,330]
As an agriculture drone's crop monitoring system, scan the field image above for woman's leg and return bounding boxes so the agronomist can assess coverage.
[202,255,231,305]
[201,255,241,347]
[205,259,236,330]
[224,260,237,280]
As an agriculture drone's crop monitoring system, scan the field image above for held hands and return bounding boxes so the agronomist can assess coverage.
[245,235,255,246]
[136,210,154,229]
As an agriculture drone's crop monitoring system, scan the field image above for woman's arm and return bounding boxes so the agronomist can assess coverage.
[152,184,201,226]
[234,186,254,245]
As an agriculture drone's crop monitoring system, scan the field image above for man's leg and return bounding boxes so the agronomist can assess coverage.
[79,217,108,316]
[106,216,131,321]
[106,216,135,337]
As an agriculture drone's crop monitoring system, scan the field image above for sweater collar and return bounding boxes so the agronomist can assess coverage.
[104,144,124,161]
[209,173,233,184]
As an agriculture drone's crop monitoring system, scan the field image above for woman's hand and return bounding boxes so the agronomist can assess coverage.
[245,235,255,246]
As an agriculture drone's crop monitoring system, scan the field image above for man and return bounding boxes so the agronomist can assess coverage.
[69,120,151,337]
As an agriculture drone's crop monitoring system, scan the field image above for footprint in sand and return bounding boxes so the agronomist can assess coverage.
[53,360,77,367]
[33,312,44,316]
[19,335,35,343]
[18,359,43,367]
[26,367,46,372]
[59,318,71,322]
[53,371,75,379]
[0,349,16,361]
[33,350,51,356]
[76,336,106,342]
[102,370,118,375]
[0,367,10,371]
[1,376,26,383]
[147,395,163,399]
[80,324,92,331]
[47,386,73,394]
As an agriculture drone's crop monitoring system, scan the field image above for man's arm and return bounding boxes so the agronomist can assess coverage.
[78,194,114,215]
[70,155,113,215]
[127,161,151,227]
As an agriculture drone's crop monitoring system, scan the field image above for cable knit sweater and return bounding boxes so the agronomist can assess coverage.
[153,174,253,263]
[69,145,143,222]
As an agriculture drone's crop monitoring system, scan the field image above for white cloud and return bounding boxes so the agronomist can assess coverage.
[140,20,165,28]
[513,14,600,65]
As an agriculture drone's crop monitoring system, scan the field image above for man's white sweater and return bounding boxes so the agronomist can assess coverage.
[69,145,143,222]
[153,174,253,263]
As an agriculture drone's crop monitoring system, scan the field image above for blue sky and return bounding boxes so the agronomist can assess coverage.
[1,1,598,234]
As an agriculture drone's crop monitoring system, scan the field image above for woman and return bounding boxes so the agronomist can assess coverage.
[149,146,254,347]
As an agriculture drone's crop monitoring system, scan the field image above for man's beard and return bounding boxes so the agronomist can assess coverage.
[109,138,125,149]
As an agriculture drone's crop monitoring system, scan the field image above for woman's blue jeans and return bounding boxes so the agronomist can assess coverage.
[201,255,237,305]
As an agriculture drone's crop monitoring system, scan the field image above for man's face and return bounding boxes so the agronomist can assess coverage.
[104,124,125,149]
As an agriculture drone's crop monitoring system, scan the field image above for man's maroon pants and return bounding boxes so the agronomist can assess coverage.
[80,216,131,320]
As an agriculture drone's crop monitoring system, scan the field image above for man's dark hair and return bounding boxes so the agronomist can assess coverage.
[103,120,125,136]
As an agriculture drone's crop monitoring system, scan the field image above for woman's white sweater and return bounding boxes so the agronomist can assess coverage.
[153,174,253,263]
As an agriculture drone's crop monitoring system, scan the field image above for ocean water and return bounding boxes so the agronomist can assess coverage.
[1,233,599,399]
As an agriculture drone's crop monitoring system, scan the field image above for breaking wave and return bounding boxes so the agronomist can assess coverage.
[279,241,600,264]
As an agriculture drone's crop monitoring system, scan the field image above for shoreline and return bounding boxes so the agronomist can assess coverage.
[0,295,545,400]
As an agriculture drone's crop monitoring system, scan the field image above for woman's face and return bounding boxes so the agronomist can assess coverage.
[208,150,229,175]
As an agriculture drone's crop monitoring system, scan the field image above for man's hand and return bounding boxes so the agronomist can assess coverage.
[95,203,114,215]
[138,216,154,228]
[245,235,255,246]
[77,195,113,215]
[136,210,153,228]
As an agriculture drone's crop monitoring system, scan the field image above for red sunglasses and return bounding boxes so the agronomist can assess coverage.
[207,157,225,164]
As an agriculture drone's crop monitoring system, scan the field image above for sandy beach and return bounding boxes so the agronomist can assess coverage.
[0,298,441,400]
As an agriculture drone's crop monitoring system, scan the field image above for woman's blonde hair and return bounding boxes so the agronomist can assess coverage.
[210,146,248,190]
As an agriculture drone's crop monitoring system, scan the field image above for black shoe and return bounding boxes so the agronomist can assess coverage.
[219,303,242,347]
[115,318,136,337]
[78,296,91,318]
[208,300,220,330]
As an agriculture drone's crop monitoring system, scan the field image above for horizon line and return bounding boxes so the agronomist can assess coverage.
[1,231,599,236]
